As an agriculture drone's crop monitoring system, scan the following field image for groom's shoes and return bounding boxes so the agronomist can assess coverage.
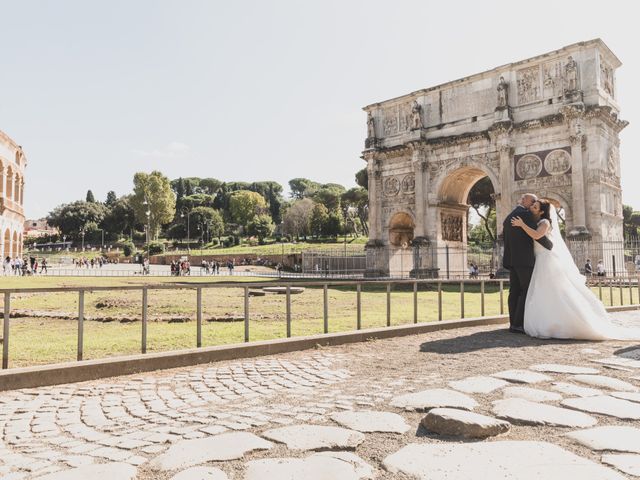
[508,326,526,334]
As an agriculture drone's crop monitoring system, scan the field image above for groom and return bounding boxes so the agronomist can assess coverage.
[502,193,553,333]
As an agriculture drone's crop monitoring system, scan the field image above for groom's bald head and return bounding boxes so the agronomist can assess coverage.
[520,193,538,208]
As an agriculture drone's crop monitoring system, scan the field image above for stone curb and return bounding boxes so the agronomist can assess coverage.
[0,304,636,391]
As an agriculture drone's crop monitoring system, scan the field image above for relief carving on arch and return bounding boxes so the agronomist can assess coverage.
[383,176,400,196]
[517,66,540,104]
[600,61,614,97]
[441,213,463,242]
[401,174,415,194]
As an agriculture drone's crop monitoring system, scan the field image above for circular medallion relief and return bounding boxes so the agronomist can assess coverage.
[544,149,572,175]
[383,177,400,196]
[401,174,415,193]
[516,154,543,179]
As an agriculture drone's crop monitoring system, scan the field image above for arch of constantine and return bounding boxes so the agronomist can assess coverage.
[0,129,27,260]
[363,39,627,277]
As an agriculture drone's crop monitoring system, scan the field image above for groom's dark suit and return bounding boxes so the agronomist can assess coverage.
[502,205,553,330]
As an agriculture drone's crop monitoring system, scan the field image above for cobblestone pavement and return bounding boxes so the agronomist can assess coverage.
[1,312,640,479]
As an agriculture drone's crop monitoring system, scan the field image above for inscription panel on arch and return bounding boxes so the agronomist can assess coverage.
[514,146,572,181]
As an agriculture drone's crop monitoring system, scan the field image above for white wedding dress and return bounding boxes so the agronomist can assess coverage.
[524,207,640,340]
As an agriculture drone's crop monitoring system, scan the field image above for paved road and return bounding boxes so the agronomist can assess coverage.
[1,312,640,479]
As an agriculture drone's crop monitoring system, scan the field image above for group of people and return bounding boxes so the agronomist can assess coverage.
[2,256,48,276]
[584,258,607,277]
[72,257,109,268]
[468,262,479,278]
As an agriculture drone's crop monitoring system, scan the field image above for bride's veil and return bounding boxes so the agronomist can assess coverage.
[547,204,584,282]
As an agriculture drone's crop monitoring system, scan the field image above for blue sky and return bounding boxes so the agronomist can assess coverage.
[1,0,639,218]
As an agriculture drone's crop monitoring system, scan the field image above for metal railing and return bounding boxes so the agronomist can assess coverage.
[2,276,638,371]
[1,278,512,370]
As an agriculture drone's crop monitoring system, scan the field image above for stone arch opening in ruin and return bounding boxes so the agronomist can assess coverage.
[4,229,12,257]
[388,212,415,248]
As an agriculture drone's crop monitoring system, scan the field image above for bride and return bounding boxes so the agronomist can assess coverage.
[511,199,640,340]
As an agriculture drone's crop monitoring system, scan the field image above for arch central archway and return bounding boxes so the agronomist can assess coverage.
[435,166,498,277]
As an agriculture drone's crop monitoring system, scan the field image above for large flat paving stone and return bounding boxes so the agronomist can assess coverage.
[610,391,640,403]
[602,454,640,476]
[170,467,229,480]
[551,382,603,397]
[562,395,640,420]
[33,463,137,480]
[593,356,640,369]
[502,386,563,403]
[245,452,374,480]
[262,425,365,451]
[421,407,510,438]
[382,441,625,479]
[330,410,410,434]
[492,398,596,427]
[448,376,508,394]
[148,432,272,471]
[491,369,552,384]
[572,374,639,392]
[530,364,599,374]
[566,426,640,453]
[390,388,478,411]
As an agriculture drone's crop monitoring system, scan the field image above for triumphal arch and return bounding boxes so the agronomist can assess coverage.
[363,39,627,277]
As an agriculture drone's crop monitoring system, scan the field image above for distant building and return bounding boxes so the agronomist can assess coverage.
[0,129,27,258]
[24,218,57,239]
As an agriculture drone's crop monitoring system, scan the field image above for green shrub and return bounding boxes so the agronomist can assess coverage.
[121,240,135,257]
[147,241,165,256]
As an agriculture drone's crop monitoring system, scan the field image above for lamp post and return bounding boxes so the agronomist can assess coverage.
[95,228,105,250]
[80,228,85,251]
[143,197,151,260]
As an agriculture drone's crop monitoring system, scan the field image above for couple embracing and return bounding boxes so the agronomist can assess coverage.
[503,193,640,340]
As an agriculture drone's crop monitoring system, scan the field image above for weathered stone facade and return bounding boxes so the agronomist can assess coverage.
[0,129,27,260]
[363,39,627,277]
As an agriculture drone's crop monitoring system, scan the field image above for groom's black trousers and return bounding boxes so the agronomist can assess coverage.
[508,266,534,329]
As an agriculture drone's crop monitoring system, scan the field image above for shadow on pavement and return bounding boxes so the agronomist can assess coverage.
[419,328,591,355]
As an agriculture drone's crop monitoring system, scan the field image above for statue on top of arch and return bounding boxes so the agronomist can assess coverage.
[410,101,422,130]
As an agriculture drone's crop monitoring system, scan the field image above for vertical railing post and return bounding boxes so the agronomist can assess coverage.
[413,281,418,324]
[2,292,10,369]
[77,290,84,361]
[619,278,624,306]
[244,287,250,342]
[480,280,485,317]
[629,277,633,305]
[499,280,504,315]
[196,287,202,347]
[356,283,361,330]
[286,285,291,338]
[323,284,328,334]
[142,287,148,354]
[386,283,391,327]
[598,280,603,301]
[460,281,465,319]
[609,279,614,306]
[438,282,442,321]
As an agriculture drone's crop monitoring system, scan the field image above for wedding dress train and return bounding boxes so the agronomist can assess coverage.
[524,208,640,340]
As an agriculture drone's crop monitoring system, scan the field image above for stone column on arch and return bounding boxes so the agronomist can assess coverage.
[568,131,588,236]
[365,153,382,242]
[496,143,513,237]
[411,145,427,239]
[20,179,24,205]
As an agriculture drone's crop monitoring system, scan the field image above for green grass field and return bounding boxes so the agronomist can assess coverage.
[0,276,634,369]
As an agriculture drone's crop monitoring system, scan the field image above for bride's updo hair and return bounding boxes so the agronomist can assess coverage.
[536,199,552,227]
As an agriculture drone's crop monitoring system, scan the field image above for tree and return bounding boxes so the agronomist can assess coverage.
[355,168,368,190]
[248,214,275,244]
[102,195,136,239]
[86,190,96,203]
[623,205,636,238]
[341,187,368,235]
[131,171,176,240]
[189,207,225,243]
[229,190,268,226]
[105,191,117,208]
[313,185,345,212]
[47,201,108,240]
[249,181,283,223]
[310,203,329,238]
[282,198,314,240]
[181,193,216,210]
[325,210,344,238]
[288,178,321,199]
[467,177,496,243]
[199,178,223,195]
